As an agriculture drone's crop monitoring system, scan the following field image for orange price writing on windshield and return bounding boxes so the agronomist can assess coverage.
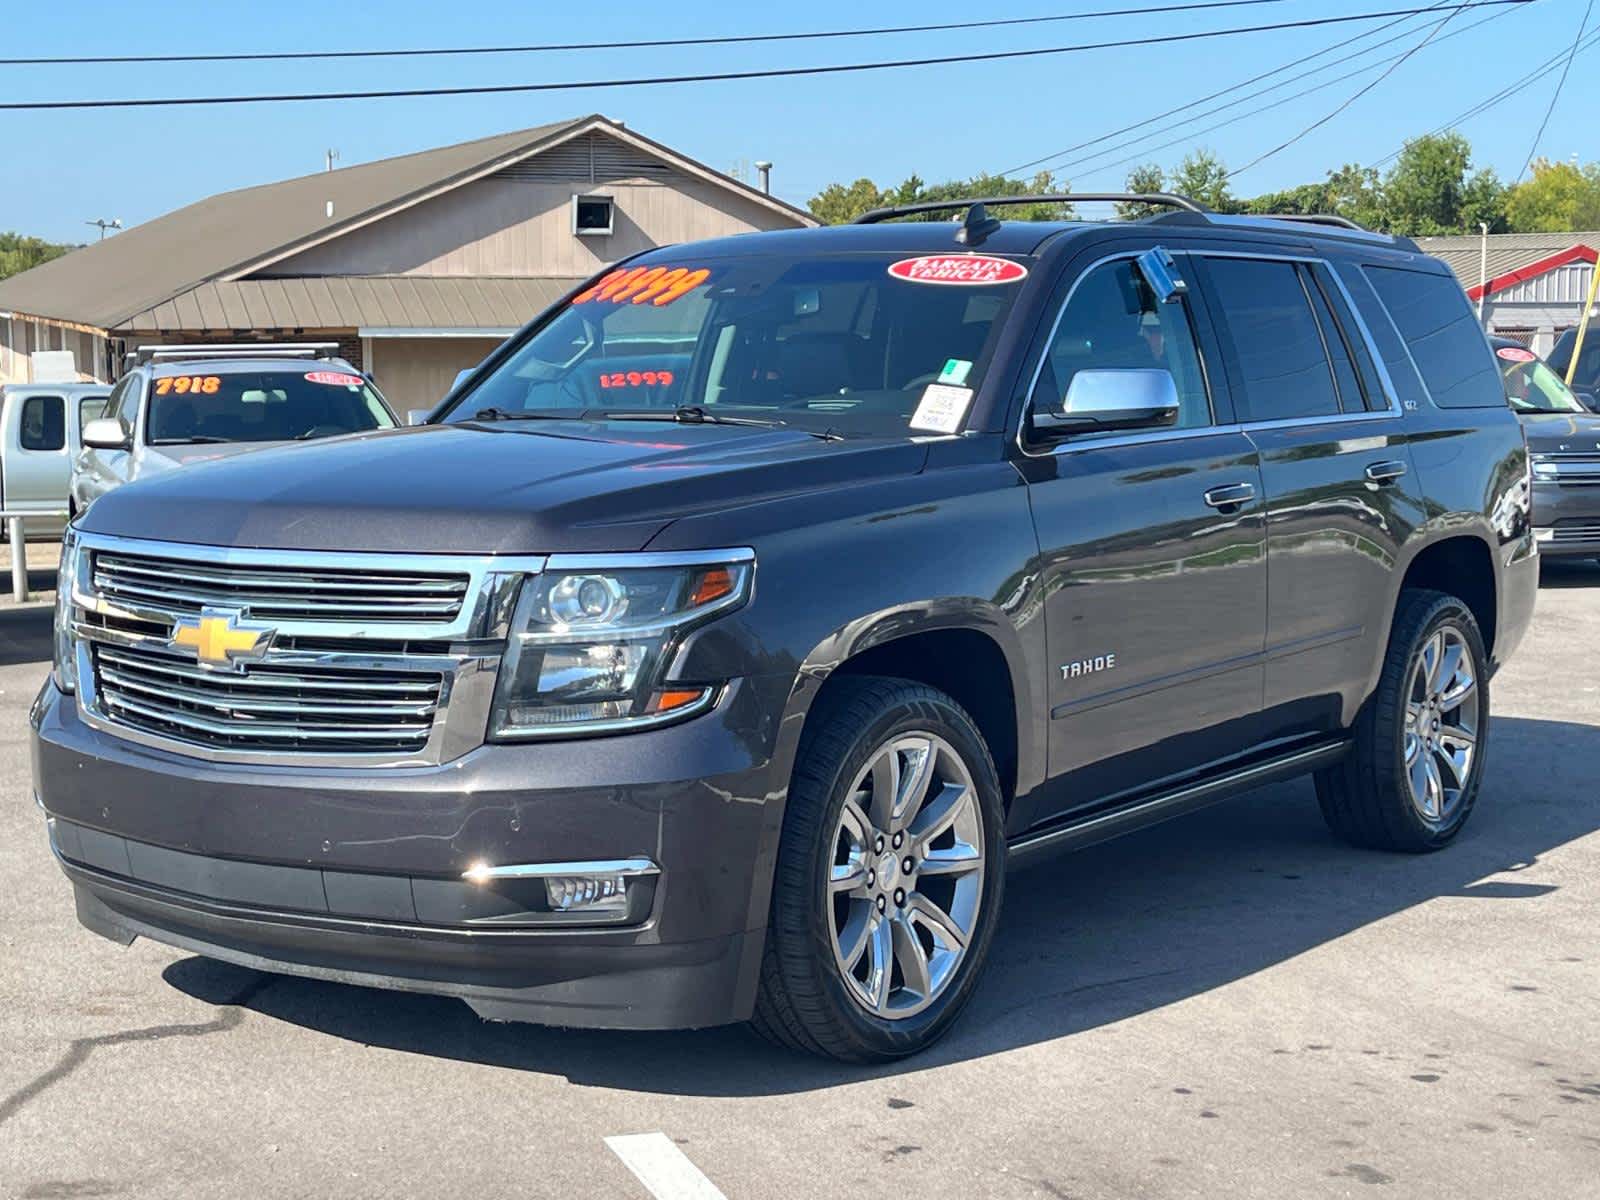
[572,265,711,308]
[154,375,221,395]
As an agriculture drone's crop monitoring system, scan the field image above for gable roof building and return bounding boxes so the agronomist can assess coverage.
[0,115,814,411]
[1417,230,1600,356]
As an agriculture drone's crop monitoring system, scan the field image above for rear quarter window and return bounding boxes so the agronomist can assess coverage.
[1364,265,1503,409]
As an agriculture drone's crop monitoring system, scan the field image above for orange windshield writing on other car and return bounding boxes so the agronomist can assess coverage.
[571,266,711,307]
[153,376,221,396]
[598,370,675,389]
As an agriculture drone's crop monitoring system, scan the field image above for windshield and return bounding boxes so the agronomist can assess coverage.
[1496,347,1585,414]
[146,369,396,444]
[440,252,1027,437]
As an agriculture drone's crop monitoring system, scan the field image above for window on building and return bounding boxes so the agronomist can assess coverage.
[573,194,614,236]
[20,395,65,451]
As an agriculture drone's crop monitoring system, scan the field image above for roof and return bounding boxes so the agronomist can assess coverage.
[0,115,812,331]
[1417,230,1600,299]
[120,276,582,334]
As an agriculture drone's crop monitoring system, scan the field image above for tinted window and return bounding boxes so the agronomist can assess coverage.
[1031,258,1211,432]
[445,253,1024,439]
[1549,326,1600,391]
[1203,258,1341,421]
[146,370,395,444]
[1336,265,1431,413]
[20,395,65,450]
[1303,270,1369,412]
[1365,266,1503,408]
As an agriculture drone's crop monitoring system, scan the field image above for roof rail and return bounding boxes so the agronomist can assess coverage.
[851,192,1209,224]
[127,342,341,367]
[1253,213,1366,232]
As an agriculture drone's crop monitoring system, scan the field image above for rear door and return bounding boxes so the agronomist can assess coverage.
[1014,244,1268,826]
[1190,250,1426,743]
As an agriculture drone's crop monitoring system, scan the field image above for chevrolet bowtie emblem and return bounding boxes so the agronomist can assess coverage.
[170,609,275,669]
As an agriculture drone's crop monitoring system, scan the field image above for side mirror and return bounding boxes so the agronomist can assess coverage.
[82,417,130,450]
[406,409,432,426]
[1032,368,1181,438]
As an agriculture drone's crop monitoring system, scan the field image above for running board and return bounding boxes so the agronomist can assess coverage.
[1007,739,1349,866]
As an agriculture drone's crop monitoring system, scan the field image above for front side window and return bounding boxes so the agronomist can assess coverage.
[441,252,1026,438]
[145,370,395,444]
[20,395,65,451]
[1203,258,1341,422]
[78,394,109,428]
[1029,258,1211,432]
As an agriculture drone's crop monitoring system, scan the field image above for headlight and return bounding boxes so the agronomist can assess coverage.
[488,551,753,739]
[53,531,80,693]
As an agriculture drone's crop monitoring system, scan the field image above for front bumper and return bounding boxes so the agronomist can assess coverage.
[1532,479,1600,557]
[31,676,790,1030]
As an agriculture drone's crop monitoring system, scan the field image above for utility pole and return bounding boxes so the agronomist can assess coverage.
[85,218,122,241]
[325,149,340,173]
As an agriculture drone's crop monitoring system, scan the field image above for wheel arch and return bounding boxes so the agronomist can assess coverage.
[1393,533,1498,656]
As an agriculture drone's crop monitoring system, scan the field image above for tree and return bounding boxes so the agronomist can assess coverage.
[0,232,76,281]
[1504,158,1600,232]
[1380,132,1505,235]
[1117,164,1166,219]
[1168,149,1233,212]
[807,170,1070,224]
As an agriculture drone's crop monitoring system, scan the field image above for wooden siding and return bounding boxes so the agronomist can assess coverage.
[265,173,789,278]
[367,336,506,416]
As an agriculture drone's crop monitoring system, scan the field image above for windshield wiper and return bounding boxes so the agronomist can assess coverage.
[605,405,785,429]
[469,406,583,422]
[151,435,230,444]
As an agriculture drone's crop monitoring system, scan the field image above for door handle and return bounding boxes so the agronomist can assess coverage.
[1365,459,1408,484]
[1203,482,1256,509]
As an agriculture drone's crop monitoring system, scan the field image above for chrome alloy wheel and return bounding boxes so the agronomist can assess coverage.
[1403,625,1480,824]
[827,732,986,1020]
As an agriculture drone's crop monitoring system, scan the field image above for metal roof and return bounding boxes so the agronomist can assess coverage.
[0,114,812,332]
[1417,231,1600,292]
[119,276,582,334]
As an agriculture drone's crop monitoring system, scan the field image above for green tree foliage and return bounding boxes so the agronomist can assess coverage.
[0,232,76,281]
[808,171,1070,223]
[1168,149,1233,212]
[1381,133,1506,235]
[1503,158,1600,232]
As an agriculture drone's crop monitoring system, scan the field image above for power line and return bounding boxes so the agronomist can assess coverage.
[1000,0,1453,177]
[1372,24,1600,167]
[1063,0,1514,185]
[0,0,1299,66]
[1514,0,1592,180]
[0,2,1536,112]
[1225,5,1463,179]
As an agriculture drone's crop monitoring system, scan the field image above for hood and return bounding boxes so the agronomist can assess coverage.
[1516,410,1600,455]
[142,440,290,472]
[81,421,929,553]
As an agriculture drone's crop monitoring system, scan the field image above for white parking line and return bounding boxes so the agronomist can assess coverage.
[605,1132,728,1200]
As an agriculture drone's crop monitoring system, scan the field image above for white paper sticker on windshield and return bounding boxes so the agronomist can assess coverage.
[910,384,973,434]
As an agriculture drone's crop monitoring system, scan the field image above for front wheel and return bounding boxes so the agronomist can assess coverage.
[1316,589,1489,852]
[753,676,1005,1061]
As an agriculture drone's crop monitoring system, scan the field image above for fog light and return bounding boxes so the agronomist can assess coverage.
[1534,527,1555,543]
[461,856,657,922]
[544,874,628,915]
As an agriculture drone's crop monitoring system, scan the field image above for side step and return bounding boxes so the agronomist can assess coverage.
[1007,739,1349,866]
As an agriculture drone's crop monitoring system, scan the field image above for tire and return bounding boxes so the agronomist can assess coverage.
[1315,589,1489,852]
[752,676,1006,1061]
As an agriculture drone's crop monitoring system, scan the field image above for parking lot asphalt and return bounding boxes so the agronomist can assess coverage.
[2,565,1597,1199]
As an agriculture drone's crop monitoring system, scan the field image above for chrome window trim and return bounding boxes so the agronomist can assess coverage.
[1015,246,1407,460]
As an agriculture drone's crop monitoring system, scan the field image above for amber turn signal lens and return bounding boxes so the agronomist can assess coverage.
[646,688,708,714]
[689,566,736,607]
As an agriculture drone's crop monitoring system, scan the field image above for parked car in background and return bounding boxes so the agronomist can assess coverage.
[1543,327,1600,410]
[1492,335,1600,560]
[0,381,111,537]
[71,345,398,515]
[36,200,1536,1061]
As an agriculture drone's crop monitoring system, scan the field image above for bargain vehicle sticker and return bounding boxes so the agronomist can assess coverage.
[888,255,1028,286]
[572,265,712,307]
[304,370,364,387]
[1496,346,1537,363]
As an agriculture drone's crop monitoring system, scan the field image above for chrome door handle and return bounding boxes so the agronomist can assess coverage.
[1365,459,1408,484]
[1203,482,1256,509]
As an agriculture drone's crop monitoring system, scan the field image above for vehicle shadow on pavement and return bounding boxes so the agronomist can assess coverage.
[162,713,1600,1095]
[0,599,56,668]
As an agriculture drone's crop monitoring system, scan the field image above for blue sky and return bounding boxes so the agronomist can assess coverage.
[2,0,1589,242]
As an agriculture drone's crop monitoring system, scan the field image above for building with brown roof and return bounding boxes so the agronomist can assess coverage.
[1417,230,1600,356]
[0,115,813,412]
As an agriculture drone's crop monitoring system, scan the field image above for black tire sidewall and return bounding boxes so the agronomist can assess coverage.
[790,685,1006,1058]
[1376,596,1490,848]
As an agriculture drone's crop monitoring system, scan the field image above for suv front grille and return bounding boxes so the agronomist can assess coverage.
[1549,519,1600,544]
[92,644,443,755]
[91,548,471,622]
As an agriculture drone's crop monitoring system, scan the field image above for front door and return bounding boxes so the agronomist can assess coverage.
[1014,249,1268,827]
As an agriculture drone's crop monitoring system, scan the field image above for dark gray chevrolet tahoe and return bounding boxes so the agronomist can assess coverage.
[32,195,1538,1061]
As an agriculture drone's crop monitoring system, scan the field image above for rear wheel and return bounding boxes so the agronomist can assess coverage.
[753,676,1005,1061]
[1316,589,1488,852]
